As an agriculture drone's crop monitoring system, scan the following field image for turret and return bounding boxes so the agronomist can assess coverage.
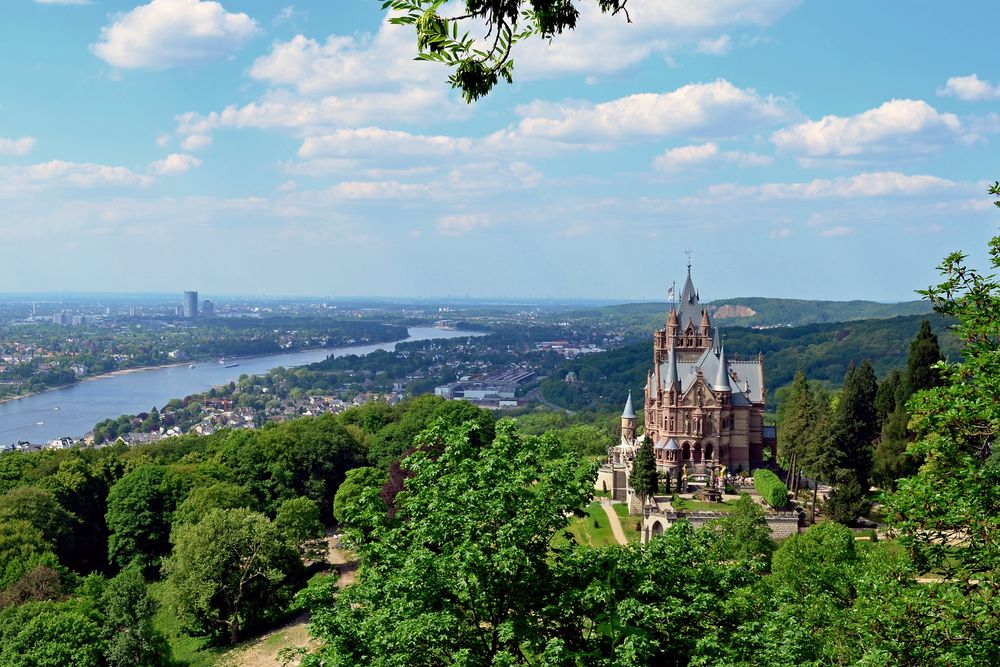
[713,342,732,393]
[621,391,637,443]
[665,340,680,394]
[666,306,679,337]
[700,309,711,338]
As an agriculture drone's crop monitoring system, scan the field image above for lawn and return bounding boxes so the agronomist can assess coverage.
[671,497,737,513]
[561,502,619,548]
[150,582,227,667]
[612,503,642,543]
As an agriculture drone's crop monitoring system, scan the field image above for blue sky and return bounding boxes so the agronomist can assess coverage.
[1,0,998,302]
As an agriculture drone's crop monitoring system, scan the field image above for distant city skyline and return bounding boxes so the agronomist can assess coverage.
[0,1,997,301]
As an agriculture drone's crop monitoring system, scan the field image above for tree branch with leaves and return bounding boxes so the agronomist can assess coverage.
[383,0,630,101]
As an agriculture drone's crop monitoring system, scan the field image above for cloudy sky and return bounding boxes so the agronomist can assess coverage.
[1,0,998,301]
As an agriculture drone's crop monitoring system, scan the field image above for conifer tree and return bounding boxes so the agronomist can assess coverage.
[874,369,902,429]
[873,320,944,489]
[630,440,658,507]
[906,319,943,395]
[829,361,879,493]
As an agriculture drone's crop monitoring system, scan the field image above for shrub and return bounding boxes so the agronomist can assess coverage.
[753,469,789,509]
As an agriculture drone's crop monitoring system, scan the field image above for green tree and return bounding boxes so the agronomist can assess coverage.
[0,520,59,590]
[173,481,253,527]
[101,568,172,667]
[0,486,76,554]
[873,368,902,428]
[905,319,943,395]
[825,360,878,518]
[629,438,657,507]
[298,419,596,666]
[163,508,301,644]
[332,466,385,525]
[383,0,630,102]
[106,465,188,573]
[873,320,943,490]
[706,493,775,570]
[772,521,858,606]
[777,369,828,497]
[275,497,327,563]
[0,598,105,667]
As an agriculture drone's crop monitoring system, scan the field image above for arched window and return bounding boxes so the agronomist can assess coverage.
[651,521,664,536]
[682,442,691,461]
[704,442,714,461]
[694,442,702,463]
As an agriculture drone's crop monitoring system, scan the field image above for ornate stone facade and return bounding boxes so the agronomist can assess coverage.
[638,266,773,474]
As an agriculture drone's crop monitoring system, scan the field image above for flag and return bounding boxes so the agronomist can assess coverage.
[667,285,675,302]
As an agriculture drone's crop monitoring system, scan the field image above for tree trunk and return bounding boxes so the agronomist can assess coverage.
[811,481,819,524]
[229,613,240,645]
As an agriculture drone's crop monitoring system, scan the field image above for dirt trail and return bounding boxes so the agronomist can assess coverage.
[601,502,629,546]
[218,537,356,666]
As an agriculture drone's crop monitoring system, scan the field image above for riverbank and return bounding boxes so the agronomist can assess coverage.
[0,327,483,444]
[0,337,411,408]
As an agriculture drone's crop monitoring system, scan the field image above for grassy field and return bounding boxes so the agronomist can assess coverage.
[612,503,643,543]
[671,497,737,513]
[562,502,619,547]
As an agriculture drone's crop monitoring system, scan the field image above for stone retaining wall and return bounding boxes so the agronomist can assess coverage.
[640,510,801,544]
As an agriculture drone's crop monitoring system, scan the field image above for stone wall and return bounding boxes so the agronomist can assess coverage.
[640,509,801,544]
[595,465,629,502]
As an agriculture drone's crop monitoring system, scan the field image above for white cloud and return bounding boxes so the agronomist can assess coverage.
[0,137,36,156]
[298,128,473,160]
[438,213,492,236]
[513,0,800,78]
[181,134,213,151]
[496,80,792,148]
[696,35,731,55]
[938,74,1000,101]
[248,23,433,96]
[707,171,956,201]
[653,141,771,171]
[771,99,961,159]
[0,160,153,197]
[176,85,453,137]
[93,0,258,70]
[35,0,91,5]
[149,153,202,175]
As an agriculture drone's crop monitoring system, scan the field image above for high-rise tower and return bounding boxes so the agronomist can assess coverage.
[183,291,198,319]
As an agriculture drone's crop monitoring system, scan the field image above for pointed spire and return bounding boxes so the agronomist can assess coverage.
[700,308,711,333]
[714,342,732,392]
[665,340,679,390]
[667,306,678,327]
[712,326,721,354]
[622,391,636,419]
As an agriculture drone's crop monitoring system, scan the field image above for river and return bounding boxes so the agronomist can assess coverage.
[0,326,480,444]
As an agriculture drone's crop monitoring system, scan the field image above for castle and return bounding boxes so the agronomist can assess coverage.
[618,264,775,475]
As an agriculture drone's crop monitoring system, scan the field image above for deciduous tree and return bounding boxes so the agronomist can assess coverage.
[163,508,301,644]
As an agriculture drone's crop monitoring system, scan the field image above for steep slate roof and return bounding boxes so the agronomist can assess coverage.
[676,266,702,331]
[658,346,764,405]
[622,391,636,419]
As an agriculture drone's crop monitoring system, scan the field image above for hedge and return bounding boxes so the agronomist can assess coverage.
[753,469,789,509]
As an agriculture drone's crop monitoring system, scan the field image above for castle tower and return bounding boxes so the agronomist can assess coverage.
[621,391,637,445]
